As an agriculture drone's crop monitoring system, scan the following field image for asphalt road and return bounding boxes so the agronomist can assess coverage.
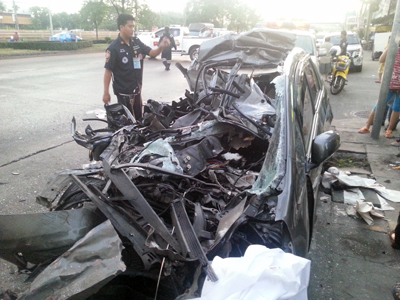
[0,51,388,297]
[328,52,381,120]
[0,52,192,215]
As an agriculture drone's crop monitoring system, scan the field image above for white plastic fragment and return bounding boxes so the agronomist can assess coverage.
[191,245,310,300]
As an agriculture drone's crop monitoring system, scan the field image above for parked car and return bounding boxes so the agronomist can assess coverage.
[0,29,339,299]
[325,31,363,72]
[140,25,224,60]
[293,30,320,65]
[316,32,328,48]
[49,32,82,42]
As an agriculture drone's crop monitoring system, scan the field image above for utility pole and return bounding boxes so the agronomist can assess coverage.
[364,3,373,47]
[12,0,19,30]
[371,0,400,139]
[134,0,138,32]
[49,9,53,36]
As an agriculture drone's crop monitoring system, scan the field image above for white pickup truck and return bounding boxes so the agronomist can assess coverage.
[138,25,218,60]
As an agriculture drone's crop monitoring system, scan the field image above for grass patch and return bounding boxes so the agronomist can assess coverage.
[0,43,108,57]
[0,48,54,55]
[324,151,371,171]
[91,43,108,51]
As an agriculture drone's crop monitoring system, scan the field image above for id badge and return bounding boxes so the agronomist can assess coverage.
[133,57,141,69]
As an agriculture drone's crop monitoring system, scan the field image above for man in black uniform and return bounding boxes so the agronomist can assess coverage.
[339,30,348,56]
[103,14,170,120]
[159,27,177,71]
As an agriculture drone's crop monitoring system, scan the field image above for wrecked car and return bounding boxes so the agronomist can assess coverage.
[0,29,340,299]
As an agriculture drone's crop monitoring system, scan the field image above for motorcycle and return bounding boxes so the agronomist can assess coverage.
[329,46,351,95]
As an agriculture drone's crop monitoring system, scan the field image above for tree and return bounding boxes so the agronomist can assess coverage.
[105,0,135,15]
[135,3,158,30]
[226,0,261,32]
[184,0,227,27]
[184,0,260,31]
[155,11,184,29]
[80,0,108,39]
[29,6,50,30]
[52,12,75,30]
[0,1,6,12]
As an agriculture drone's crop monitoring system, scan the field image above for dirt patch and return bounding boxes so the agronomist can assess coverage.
[324,151,371,173]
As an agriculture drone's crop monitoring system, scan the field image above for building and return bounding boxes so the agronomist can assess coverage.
[0,13,32,27]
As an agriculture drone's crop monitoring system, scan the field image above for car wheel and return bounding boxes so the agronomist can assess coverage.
[54,178,106,211]
[354,65,363,72]
[189,47,199,61]
[330,75,345,95]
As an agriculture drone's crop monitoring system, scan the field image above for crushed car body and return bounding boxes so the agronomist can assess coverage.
[0,29,340,299]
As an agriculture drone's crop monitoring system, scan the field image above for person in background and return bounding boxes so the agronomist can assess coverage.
[319,36,333,81]
[159,27,177,71]
[70,31,76,42]
[339,30,348,56]
[358,45,400,138]
[376,36,390,83]
[13,32,19,42]
[103,13,170,120]
[210,28,214,38]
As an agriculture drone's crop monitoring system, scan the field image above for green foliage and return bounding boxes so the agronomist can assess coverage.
[154,11,184,29]
[80,1,108,39]
[184,0,261,31]
[0,0,6,12]
[30,6,50,29]
[0,41,93,50]
[136,4,158,30]
[106,0,135,15]
[104,37,112,43]
[25,0,259,33]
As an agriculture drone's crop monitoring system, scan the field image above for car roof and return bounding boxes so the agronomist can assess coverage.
[275,29,316,37]
[325,31,357,37]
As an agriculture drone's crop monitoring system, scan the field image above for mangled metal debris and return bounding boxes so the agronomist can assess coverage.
[0,29,340,299]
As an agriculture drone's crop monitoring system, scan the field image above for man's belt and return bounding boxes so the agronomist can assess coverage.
[119,87,140,99]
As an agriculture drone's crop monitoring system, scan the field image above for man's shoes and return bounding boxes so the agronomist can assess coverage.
[165,67,170,71]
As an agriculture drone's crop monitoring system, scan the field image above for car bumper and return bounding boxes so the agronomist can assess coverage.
[351,56,363,66]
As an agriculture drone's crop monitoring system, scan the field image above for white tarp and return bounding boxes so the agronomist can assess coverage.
[192,245,310,300]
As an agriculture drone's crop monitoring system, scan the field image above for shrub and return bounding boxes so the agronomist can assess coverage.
[105,37,112,44]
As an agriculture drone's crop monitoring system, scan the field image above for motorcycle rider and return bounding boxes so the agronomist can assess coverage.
[339,30,348,56]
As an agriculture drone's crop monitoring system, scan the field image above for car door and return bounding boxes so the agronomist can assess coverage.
[302,57,334,218]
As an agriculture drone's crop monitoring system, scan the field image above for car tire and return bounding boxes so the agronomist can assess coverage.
[354,65,363,72]
[54,178,106,211]
[189,47,199,61]
[330,75,345,95]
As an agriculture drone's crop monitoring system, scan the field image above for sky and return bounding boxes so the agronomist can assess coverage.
[3,0,361,23]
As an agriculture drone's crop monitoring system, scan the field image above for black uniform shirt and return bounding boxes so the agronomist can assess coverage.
[159,33,176,50]
[339,38,348,56]
[104,34,151,94]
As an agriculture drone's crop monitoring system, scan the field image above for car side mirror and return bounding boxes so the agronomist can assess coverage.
[307,131,340,171]
[318,48,327,57]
